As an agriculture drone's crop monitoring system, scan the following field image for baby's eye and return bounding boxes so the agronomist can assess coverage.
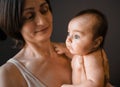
[74,35,80,39]
[40,5,49,14]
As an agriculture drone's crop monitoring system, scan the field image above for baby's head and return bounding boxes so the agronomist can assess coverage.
[66,9,108,55]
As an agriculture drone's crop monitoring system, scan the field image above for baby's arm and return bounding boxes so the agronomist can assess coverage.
[71,55,86,85]
[62,49,105,87]
[82,49,105,87]
[52,42,73,58]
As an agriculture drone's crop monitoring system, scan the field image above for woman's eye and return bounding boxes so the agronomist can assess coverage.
[74,35,80,39]
[26,13,35,20]
[23,12,35,21]
[40,5,49,14]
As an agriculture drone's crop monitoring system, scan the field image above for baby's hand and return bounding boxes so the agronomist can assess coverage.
[52,42,66,54]
[52,42,73,58]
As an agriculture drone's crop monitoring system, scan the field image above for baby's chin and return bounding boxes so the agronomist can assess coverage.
[71,51,87,56]
[68,48,87,55]
[70,51,81,55]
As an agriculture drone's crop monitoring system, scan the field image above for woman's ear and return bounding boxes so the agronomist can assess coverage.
[93,36,103,49]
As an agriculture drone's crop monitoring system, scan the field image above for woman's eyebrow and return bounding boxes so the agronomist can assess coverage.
[40,2,48,7]
[24,2,47,11]
[24,8,34,11]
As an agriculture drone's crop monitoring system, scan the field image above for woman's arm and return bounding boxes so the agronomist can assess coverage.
[0,63,24,87]
[0,64,13,87]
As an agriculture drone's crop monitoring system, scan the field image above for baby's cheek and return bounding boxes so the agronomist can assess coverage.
[74,45,81,51]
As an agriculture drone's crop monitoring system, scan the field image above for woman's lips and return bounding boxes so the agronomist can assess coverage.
[34,27,48,33]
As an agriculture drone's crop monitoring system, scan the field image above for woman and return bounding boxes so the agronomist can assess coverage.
[0,0,72,87]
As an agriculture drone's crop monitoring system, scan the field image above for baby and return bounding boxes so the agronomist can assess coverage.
[54,9,113,87]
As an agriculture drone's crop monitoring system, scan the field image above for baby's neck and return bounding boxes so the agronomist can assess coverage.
[85,47,102,56]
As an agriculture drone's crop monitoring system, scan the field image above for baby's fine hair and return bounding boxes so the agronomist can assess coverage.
[74,9,108,48]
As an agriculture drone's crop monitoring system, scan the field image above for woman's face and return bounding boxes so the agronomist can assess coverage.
[21,0,52,43]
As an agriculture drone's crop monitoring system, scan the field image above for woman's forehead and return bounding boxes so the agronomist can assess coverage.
[24,0,46,9]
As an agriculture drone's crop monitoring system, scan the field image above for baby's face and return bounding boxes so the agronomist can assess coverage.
[66,15,96,55]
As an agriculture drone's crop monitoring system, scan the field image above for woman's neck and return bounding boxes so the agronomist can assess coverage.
[20,40,55,59]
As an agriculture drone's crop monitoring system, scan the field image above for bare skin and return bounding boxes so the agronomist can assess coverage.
[54,43,113,87]
[54,14,113,87]
[0,43,72,87]
[0,0,72,87]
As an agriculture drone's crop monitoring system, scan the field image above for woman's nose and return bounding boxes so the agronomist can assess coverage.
[35,13,47,26]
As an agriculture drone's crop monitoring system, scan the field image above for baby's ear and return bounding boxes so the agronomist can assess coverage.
[93,36,103,48]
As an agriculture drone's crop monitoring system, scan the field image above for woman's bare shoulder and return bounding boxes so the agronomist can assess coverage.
[0,62,25,87]
[0,63,15,86]
[0,62,15,76]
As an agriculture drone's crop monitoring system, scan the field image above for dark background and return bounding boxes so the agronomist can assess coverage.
[0,0,120,86]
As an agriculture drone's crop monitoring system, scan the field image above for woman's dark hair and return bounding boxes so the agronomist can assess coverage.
[74,9,108,48]
[0,28,7,41]
[0,0,24,46]
[46,0,52,12]
[0,0,52,48]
